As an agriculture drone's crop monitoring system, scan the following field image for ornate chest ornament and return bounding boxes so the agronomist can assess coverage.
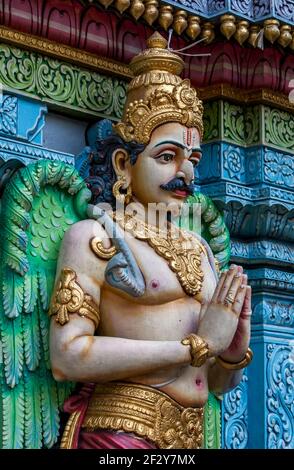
[114,212,206,297]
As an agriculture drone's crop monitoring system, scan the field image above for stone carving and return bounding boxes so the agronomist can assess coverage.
[264,150,294,188]
[266,344,294,449]
[0,44,127,121]
[223,146,244,180]
[231,240,294,265]
[253,298,294,327]
[222,373,248,449]
[264,107,294,152]
[0,95,17,136]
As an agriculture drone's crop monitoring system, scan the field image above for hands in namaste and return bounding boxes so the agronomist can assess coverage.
[198,264,251,363]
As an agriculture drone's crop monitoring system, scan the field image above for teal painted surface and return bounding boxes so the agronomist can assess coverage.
[199,104,294,448]
[161,0,294,24]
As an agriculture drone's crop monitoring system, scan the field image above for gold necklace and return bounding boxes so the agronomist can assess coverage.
[114,212,206,297]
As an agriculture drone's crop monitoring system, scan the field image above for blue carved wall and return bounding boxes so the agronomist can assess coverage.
[166,0,294,23]
[197,103,294,448]
[0,93,78,198]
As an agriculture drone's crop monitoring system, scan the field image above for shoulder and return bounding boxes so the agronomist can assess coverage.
[64,219,109,240]
[63,218,111,246]
[56,218,111,287]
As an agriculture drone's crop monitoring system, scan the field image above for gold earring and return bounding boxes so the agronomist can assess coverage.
[112,177,132,204]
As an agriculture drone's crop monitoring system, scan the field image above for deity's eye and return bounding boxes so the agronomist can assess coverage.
[189,159,199,167]
[155,152,175,164]
[190,152,202,167]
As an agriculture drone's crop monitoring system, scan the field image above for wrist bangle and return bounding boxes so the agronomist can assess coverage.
[215,348,253,370]
[181,334,210,368]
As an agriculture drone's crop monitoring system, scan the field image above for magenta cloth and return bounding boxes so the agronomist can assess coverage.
[63,383,96,449]
[78,430,157,449]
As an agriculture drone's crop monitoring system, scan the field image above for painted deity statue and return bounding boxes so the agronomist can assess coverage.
[0,33,252,449]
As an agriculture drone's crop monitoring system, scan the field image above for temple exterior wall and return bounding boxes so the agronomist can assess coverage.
[0,0,293,449]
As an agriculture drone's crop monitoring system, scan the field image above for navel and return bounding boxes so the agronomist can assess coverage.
[150,279,160,290]
[195,378,203,389]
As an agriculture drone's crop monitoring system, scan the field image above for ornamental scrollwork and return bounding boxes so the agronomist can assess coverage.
[252,299,294,327]
[0,44,127,120]
[222,374,248,449]
[264,107,294,152]
[223,146,244,180]
[203,101,220,141]
[252,0,271,19]
[0,95,17,136]
[266,344,294,449]
[231,0,252,16]
[274,0,294,22]
[223,102,245,145]
[264,150,294,188]
[244,105,260,145]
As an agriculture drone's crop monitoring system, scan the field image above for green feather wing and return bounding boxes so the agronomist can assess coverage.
[0,160,91,448]
[181,191,231,271]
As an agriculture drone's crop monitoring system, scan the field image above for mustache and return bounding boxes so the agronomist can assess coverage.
[160,177,195,195]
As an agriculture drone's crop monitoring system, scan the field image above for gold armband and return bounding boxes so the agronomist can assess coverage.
[215,348,253,370]
[181,334,210,368]
[49,268,100,329]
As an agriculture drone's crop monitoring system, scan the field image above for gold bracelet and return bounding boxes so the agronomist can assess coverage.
[181,334,210,368]
[215,348,253,370]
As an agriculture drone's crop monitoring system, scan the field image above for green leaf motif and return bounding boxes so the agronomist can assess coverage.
[23,370,42,449]
[1,378,25,448]
[0,43,127,120]
[244,105,260,145]
[204,393,221,449]
[2,268,24,318]
[203,101,220,141]
[39,365,60,448]
[223,102,245,145]
[264,106,294,151]
[22,305,41,371]
[0,314,24,388]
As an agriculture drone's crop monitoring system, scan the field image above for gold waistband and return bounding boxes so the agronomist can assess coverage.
[82,382,204,449]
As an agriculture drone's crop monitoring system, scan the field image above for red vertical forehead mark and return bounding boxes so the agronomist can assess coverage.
[183,128,196,148]
[187,128,192,147]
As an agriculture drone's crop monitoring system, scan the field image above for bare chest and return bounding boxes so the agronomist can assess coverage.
[97,234,217,340]
[107,233,217,306]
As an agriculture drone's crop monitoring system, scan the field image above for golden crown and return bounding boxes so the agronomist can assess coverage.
[114,33,204,145]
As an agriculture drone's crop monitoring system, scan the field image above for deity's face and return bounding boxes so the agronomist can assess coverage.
[127,122,201,210]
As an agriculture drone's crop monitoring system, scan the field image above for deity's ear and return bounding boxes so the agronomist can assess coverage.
[112,148,131,187]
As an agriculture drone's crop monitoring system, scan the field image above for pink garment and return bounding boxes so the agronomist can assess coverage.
[79,430,157,449]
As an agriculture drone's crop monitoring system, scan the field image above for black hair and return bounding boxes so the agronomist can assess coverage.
[85,133,145,207]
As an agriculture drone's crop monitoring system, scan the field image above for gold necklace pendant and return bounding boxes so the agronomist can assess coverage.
[115,212,205,297]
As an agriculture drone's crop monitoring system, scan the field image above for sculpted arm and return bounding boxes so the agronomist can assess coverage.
[49,220,191,383]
